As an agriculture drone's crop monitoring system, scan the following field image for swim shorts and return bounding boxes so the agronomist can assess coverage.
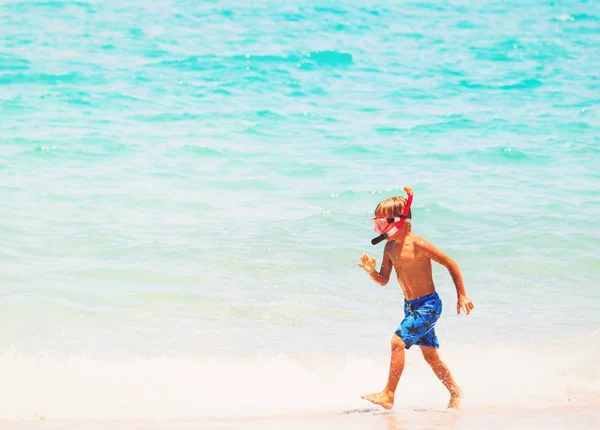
[395,292,442,349]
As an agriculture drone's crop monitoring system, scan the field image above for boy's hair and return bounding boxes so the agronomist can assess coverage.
[375,196,412,219]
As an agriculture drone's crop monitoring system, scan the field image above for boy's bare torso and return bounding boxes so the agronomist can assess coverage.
[385,232,436,301]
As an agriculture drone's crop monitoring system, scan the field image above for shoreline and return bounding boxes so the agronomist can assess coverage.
[0,405,597,430]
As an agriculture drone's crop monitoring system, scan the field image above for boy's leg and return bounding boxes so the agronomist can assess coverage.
[361,334,406,410]
[419,346,463,408]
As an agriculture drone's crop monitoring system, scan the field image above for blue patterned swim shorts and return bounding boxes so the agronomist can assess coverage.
[395,292,442,349]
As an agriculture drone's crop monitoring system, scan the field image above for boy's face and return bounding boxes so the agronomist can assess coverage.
[372,215,396,234]
[381,223,396,235]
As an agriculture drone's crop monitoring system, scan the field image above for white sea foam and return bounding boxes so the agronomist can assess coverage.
[0,332,597,421]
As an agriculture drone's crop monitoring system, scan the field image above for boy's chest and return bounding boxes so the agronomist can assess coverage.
[388,242,417,267]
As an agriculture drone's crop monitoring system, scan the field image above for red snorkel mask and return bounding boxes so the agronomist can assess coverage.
[371,187,414,245]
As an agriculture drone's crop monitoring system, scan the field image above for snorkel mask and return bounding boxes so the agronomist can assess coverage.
[371,188,414,245]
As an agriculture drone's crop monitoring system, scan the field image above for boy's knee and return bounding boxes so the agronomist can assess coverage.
[391,334,406,350]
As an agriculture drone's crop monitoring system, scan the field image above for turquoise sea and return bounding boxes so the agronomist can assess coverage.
[1,0,599,428]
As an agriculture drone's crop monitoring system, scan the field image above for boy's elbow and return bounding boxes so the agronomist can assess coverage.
[447,260,460,274]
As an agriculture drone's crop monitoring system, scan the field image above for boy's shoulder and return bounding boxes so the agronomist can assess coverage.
[385,232,434,251]
[407,232,435,249]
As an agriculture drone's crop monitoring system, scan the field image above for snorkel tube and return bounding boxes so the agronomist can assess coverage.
[371,187,414,245]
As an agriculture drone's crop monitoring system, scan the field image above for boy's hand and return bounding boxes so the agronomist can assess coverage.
[358,253,376,274]
[457,295,474,315]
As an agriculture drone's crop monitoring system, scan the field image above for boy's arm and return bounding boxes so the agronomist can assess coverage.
[415,239,474,315]
[358,250,393,286]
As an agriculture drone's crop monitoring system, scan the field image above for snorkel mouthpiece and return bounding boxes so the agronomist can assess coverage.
[371,188,413,245]
[371,233,389,245]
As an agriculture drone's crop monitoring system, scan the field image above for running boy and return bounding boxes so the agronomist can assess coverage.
[357,186,474,409]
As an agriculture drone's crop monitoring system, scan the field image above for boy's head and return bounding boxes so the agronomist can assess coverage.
[374,196,412,220]
[370,188,414,245]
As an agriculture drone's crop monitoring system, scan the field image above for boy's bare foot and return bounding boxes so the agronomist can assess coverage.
[361,391,394,410]
[448,390,463,409]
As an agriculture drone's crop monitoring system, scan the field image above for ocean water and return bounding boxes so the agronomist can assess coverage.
[1,0,599,427]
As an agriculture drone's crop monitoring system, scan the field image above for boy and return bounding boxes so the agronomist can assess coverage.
[357,186,474,409]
